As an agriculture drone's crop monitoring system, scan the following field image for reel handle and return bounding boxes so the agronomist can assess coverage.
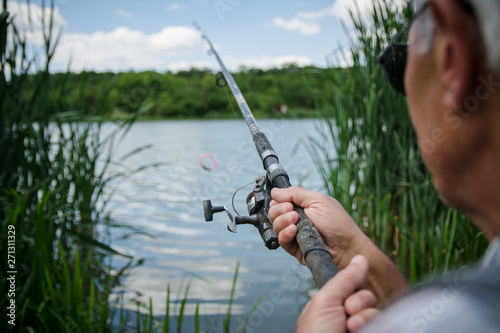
[203,200,225,222]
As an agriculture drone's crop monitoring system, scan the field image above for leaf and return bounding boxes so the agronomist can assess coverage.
[69,230,133,258]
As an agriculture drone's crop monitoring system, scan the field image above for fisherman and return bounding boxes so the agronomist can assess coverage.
[269,0,500,331]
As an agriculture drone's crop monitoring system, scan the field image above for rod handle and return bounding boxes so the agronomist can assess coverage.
[294,205,338,288]
[273,174,338,288]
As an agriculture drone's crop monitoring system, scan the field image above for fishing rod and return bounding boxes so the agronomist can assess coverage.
[195,22,338,288]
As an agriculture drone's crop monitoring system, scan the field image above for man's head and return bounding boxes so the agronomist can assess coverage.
[403,0,500,238]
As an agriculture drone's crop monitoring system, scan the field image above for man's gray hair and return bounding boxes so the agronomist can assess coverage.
[412,2,435,54]
[413,0,500,75]
[469,0,500,75]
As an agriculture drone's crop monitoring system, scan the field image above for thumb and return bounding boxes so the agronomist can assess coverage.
[319,255,369,304]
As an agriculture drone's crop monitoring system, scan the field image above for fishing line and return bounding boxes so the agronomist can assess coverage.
[224,86,240,120]
[218,73,260,212]
[197,21,338,284]
[218,74,261,217]
[216,72,240,120]
[231,179,256,216]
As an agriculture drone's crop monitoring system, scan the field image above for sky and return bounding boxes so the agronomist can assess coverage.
[7,0,382,73]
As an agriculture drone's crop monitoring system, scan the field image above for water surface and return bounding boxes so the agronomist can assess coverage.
[108,119,326,332]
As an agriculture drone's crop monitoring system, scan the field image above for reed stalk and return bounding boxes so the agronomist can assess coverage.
[307,0,488,284]
[0,2,146,331]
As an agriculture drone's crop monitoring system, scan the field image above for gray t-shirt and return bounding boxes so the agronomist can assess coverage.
[360,236,500,333]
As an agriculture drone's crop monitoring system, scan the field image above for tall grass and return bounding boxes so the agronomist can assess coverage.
[1,5,255,332]
[123,263,244,333]
[308,0,488,284]
[0,2,145,331]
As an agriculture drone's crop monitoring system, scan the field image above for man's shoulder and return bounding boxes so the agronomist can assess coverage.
[360,264,500,333]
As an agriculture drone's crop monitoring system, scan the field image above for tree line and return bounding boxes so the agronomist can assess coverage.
[43,65,333,119]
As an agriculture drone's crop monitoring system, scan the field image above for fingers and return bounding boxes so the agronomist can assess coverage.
[268,201,297,236]
[344,289,377,316]
[314,255,369,305]
[268,201,304,263]
[296,255,371,333]
[268,201,294,222]
[271,186,321,208]
[346,308,379,332]
[277,224,297,249]
[344,289,378,332]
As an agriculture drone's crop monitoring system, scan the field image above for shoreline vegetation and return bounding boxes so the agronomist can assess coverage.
[29,67,330,121]
[308,0,488,283]
[1,0,489,332]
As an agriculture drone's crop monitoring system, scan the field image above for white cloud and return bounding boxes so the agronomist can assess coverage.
[272,17,321,35]
[51,24,313,72]
[332,0,406,25]
[116,8,134,19]
[332,0,374,23]
[165,55,313,72]
[272,0,407,35]
[52,26,206,72]
[168,60,213,72]
[296,4,336,20]
[224,55,313,71]
[271,3,336,35]
[167,3,188,11]
[8,1,67,46]
[7,1,315,72]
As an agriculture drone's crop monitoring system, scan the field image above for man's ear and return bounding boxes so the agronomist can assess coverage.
[428,0,478,107]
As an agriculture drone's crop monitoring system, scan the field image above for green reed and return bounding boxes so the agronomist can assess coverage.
[1,3,258,332]
[307,0,488,284]
[0,2,147,331]
[126,263,245,333]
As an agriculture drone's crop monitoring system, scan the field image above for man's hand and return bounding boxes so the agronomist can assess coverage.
[269,186,369,269]
[296,255,379,333]
[269,186,410,306]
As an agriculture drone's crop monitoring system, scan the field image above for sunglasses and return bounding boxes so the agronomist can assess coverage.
[377,0,474,96]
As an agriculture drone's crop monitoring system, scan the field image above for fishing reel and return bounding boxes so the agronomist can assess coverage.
[203,176,280,250]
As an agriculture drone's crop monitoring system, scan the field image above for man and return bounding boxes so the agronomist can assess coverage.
[269,0,500,331]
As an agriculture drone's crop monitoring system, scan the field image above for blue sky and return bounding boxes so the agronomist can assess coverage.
[8,0,380,72]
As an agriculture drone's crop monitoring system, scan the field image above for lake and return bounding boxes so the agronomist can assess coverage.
[107,119,327,332]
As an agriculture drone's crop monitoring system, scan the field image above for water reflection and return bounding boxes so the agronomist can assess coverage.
[108,119,324,331]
